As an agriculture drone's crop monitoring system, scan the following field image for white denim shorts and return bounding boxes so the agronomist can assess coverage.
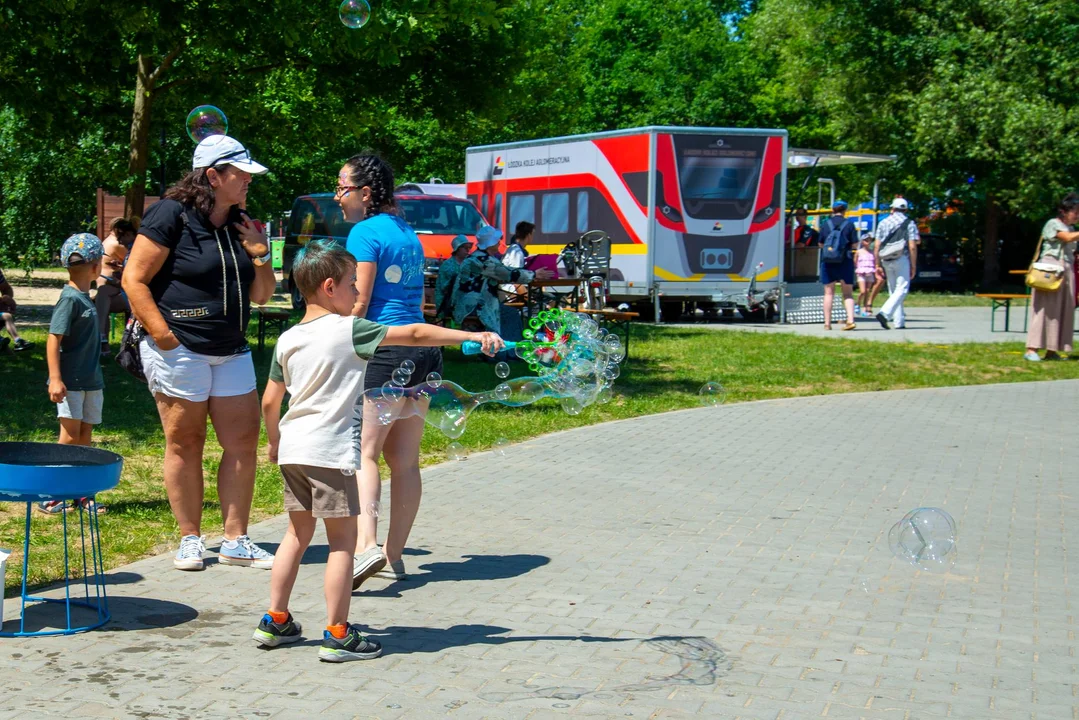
[140,337,255,403]
[57,389,104,425]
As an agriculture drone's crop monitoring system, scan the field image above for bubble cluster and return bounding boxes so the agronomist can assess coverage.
[338,0,371,28]
[888,508,957,572]
[186,105,228,143]
[362,309,623,446]
[698,381,726,406]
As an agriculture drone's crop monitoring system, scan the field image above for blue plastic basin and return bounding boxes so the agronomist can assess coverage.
[0,442,123,502]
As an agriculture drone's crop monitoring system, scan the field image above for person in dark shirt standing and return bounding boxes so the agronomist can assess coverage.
[123,135,277,572]
[789,208,820,247]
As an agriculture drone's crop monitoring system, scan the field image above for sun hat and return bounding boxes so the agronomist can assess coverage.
[60,233,104,267]
[475,226,503,250]
[451,234,471,251]
[192,135,268,175]
[890,197,909,210]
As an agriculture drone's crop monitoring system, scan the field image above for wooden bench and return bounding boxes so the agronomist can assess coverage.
[253,306,292,350]
[579,308,640,359]
[974,293,1029,333]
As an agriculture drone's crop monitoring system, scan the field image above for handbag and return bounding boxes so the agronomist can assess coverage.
[879,218,913,261]
[1025,235,1064,292]
[115,316,148,383]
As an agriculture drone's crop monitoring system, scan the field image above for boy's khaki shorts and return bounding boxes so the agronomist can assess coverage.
[280,464,359,519]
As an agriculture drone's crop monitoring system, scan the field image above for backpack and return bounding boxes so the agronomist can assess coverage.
[879,218,914,260]
[821,219,850,264]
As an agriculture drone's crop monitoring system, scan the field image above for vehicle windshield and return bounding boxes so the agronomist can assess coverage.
[397,198,484,235]
[677,155,761,201]
[288,196,354,239]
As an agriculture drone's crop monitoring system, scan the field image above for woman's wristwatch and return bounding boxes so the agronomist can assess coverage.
[251,251,272,267]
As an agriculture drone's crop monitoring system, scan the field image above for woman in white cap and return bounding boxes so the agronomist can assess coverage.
[452,225,551,333]
[435,234,472,320]
[123,135,278,572]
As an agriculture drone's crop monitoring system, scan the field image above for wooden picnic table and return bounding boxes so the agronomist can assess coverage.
[974,293,1029,332]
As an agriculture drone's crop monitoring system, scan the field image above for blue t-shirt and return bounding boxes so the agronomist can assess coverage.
[346,213,425,326]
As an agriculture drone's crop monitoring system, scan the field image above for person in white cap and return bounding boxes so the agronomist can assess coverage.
[435,234,472,320]
[873,196,920,329]
[123,134,278,572]
[452,225,552,333]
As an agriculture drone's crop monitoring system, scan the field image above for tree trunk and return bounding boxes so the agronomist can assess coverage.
[124,54,155,221]
[982,194,1001,289]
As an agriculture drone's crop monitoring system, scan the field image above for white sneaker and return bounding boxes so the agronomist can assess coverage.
[219,535,275,569]
[174,535,206,571]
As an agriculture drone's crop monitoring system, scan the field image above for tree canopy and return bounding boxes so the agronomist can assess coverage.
[1,0,1076,282]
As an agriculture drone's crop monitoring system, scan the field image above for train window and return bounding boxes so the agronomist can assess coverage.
[494,194,503,229]
[542,193,569,234]
[481,194,489,217]
[576,191,589,232]
[509,194,535,228]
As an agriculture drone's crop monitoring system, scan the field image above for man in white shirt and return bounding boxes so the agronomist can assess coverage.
[874,197,920,329]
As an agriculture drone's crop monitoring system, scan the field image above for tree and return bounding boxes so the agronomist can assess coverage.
[750,0,1079,285]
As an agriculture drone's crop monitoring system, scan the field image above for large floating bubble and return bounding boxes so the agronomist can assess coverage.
[186,105,228,143]
[698,381,726,406]
[339,0,371,28]
[888,508,957,572]
[363,308,625,439]
[447,442,467,462]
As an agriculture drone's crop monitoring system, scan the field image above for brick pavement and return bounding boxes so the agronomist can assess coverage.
[3,381,1079,719]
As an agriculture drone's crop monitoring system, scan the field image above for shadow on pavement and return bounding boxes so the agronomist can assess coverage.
[357,553,550,597]
[3,595,198,635]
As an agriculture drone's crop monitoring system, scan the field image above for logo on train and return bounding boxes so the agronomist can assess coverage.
[493,156,506,177]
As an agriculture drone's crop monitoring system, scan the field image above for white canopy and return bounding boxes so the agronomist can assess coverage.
[788,149,896,168]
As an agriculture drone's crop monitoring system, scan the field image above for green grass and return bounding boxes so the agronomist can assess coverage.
[4,318,1079,595]
[902,291,1009,307]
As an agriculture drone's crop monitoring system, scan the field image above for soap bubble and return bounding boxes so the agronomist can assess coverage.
[400,359,416,374]
[596,386,614,404]
[494,383,512,401]
[492,438,510,456]
[338,0,371,29]
[186,105,228,143]
[698,381,726,406]
[560,397,583,416]
[889,508,957,572]
[495,361,511,379]
[391,368,411,386]
[426,371,442,388]
[340,465,355,476]
[366,501,381,518]
[447,442,467,461]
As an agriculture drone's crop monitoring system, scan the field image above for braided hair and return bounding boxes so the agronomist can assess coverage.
[342,154,397,220]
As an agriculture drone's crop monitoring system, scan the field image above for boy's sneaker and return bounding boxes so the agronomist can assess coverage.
[174,534,206,571]
[253,613,303,648]
[12,338,33,352]
[318,625,383,662]
[219,535,275,569]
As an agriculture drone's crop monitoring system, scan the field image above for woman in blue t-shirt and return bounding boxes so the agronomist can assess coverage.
[337,154,436,585]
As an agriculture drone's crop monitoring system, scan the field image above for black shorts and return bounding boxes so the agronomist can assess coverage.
[363,345,444,391]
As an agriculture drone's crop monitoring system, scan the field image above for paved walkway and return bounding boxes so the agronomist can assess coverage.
[672,306,1052,344]
[3,381,1079,719]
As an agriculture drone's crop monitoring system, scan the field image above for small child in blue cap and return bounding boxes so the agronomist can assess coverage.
[41,233,107,514]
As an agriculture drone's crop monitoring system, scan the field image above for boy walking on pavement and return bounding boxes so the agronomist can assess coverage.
[42,233,106,514]
[874,197,920,330]
[254,240,502,662]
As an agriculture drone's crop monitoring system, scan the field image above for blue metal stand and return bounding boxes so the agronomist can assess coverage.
[2,500,111,637]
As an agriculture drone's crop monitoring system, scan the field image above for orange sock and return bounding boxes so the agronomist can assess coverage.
[268,609,289,624]
[327,623,347,639]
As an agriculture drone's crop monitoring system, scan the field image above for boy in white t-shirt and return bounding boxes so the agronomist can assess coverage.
[254,240,502,662]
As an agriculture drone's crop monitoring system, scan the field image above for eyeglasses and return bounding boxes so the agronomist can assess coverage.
[335,185,361,197]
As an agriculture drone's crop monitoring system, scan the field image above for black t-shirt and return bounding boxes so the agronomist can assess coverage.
[139,198,254,356]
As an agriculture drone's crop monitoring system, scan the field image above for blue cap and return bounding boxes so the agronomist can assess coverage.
[60,233,105,267]
[832,200,849,211]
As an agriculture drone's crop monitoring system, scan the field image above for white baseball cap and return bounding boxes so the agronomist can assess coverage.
[890,197,909,210]
[192,135,268,175]
[476,225,503,249]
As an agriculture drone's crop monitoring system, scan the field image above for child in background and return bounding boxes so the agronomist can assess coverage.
[41,234,106,514]
[255,240,502,662]
[855,233,878,317]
